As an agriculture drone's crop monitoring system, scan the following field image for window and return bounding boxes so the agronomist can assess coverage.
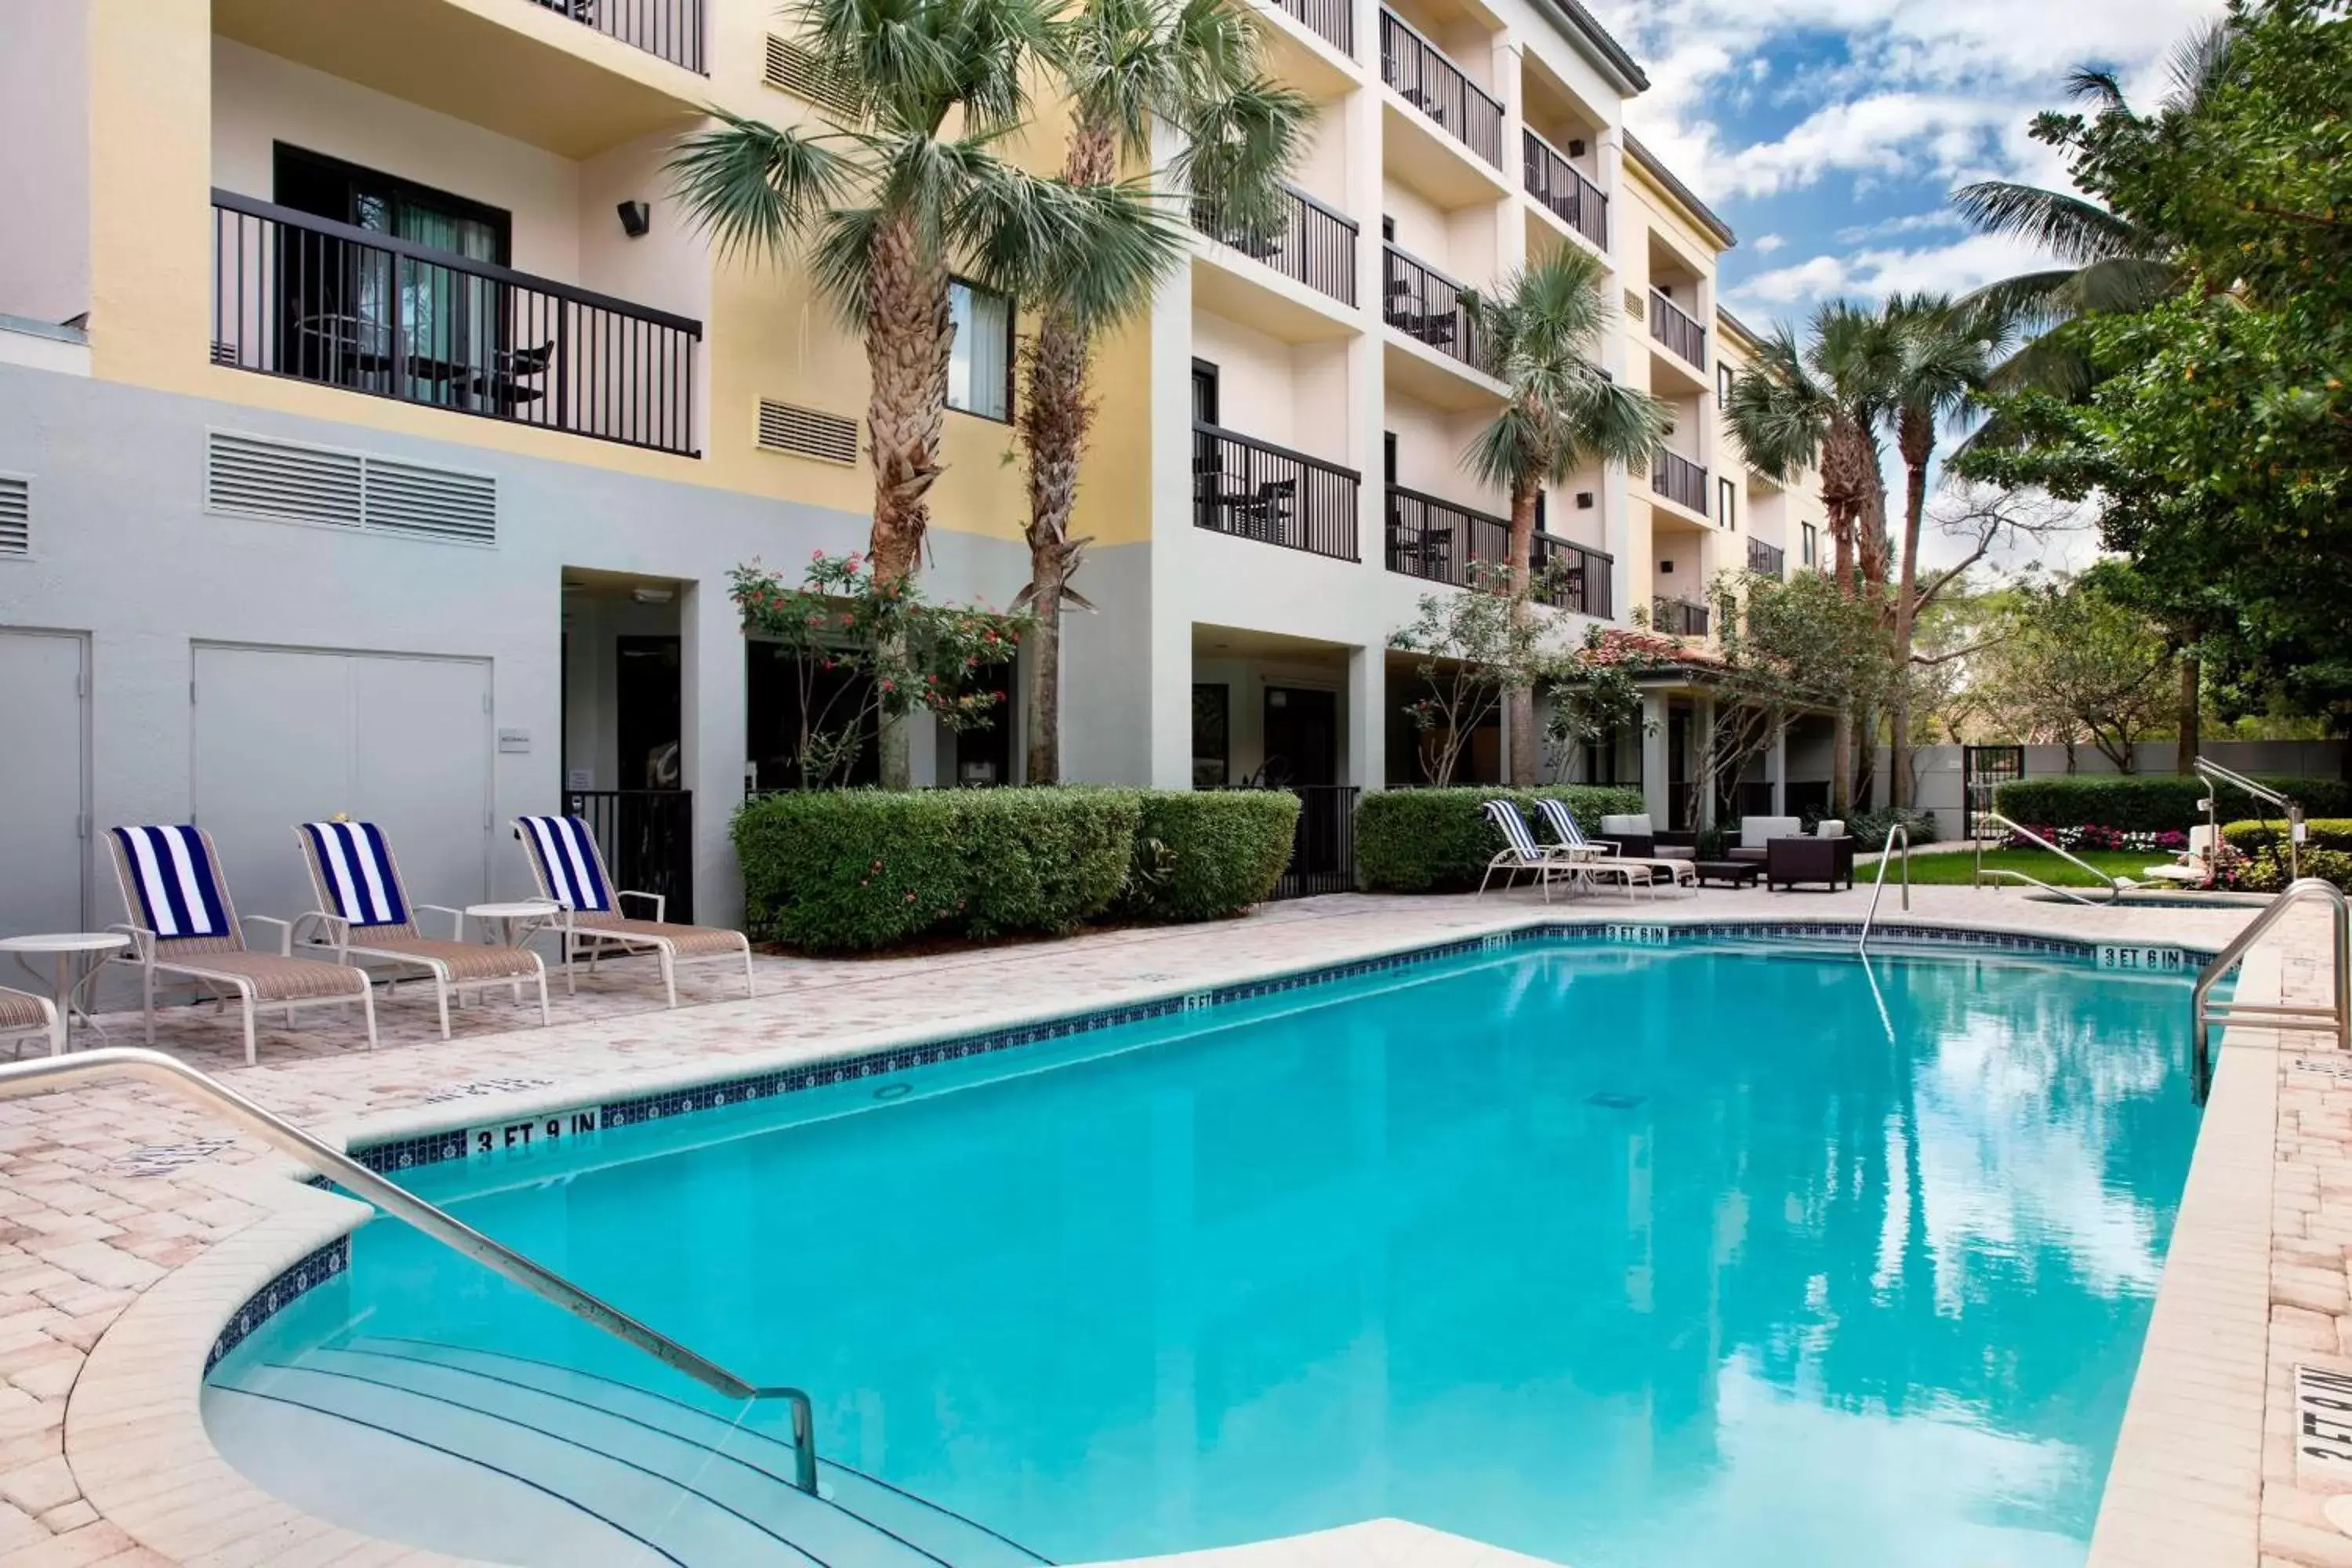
[948,280,1013,421]
[1192,684,1230,788]
[1718,478,1737,532]
[1801,522,1818,567]
[1716,363,1734,411]
[1383,430,1397,485]
[1381,215,1396,241]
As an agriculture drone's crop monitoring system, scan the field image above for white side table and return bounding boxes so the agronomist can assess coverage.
[0,932,132,1047]
[465,900,563,950]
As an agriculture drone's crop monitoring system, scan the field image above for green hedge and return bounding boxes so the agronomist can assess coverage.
[733,786,1302,951]
[1842,806,1943,847]
[2221,818,2352,893]
[1993,773,2352,833]
[1119,789,1300,922]
[1356,786,1647,892]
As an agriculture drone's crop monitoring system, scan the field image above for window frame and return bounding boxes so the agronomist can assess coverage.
[1801,522,1819,567]
[1715,362,1733,412]
[1717,477,1737,532]
[946,276,1017,424]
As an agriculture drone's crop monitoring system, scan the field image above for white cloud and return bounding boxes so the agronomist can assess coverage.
[1752,233,1787,252]
[1727,230,2053,315]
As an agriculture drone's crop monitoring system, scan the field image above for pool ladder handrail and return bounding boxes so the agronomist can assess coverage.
[1856,823,1911,954]
[0,1047,820,1493]
[1973,811,2130,906]
[2195,755,2303,882]
[2190,877,2350,1101]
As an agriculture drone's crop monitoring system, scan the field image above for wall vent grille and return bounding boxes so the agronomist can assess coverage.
[0,475,27,557]
[756,400,860,466]
[763,36,861,119]
[1623,289,1646,321]
[205,431,496,546]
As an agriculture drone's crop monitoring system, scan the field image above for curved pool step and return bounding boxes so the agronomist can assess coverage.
[336,1335,1049,1568]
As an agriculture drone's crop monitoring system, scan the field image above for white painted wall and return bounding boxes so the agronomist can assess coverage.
[0,0,91,325]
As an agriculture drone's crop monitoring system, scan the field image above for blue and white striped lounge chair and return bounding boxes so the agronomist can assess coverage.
[105,824,376,1064]
[1533,797,1693,893]
[1478,799,1579,901]
[1,987,61,1060]
[514,815,753,1007]
[295,821,550,1040]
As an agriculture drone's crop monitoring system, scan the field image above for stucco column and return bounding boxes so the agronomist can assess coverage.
[681,578,745,926]
[1347,643,1385,790]
[1769,724,1787,815]
[1693,695,1717,827]
[1639,691,1670,822]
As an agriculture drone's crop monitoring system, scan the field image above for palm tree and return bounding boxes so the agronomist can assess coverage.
[1880,294,1997,805]
[1950,21,2230,394]
[1009,0,1312,783]
[668,0,1178,784]
[1722,302,1897,811]
[1461,249,1669,787]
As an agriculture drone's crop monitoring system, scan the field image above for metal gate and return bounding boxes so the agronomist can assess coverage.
[564,789,695,922]
[1962,746,2024,839]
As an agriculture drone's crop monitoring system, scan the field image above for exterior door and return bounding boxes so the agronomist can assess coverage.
[1262,687,1338,786]
[191,644,493,926]
[0,630,88,938]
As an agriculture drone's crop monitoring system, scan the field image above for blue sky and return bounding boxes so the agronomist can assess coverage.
[1585,0,2225,325]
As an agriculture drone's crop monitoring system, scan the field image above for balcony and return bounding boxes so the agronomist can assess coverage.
[1379,11,1502,169]
[1522,131,1608,252]
[528,0,703,72]
[1653,595,1711,637]
[1194,424,1360,561]
[1649,289,1706,368]
[1382,246,1478,369]
[1385,487,1613,616]
[1651,448,1708,517]
[1271,0,1352,56]
[1748,538,1787,577]
[211,193,701,456]
[1192,185,1358,308]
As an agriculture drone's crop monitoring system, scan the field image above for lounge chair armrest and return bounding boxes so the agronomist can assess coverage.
[241,915,294,956]
[617,889,667,923]
[289,910,350,951]
[106,922,155,963]
[415,903,467,940]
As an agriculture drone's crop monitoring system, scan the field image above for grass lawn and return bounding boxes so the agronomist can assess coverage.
[1878,846,2157,889]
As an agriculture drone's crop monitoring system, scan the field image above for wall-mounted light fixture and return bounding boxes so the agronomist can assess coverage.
[1575,492,1595,509]
[617,201,651,238]
[1567,138,1586,158]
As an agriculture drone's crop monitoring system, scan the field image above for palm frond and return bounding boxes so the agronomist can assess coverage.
[2163,18,2235,114]
[1169,75,1313,233]
[1949,180,2142,263]
[1722,324,1831,481]
[955,165,1185,331]
[1458,252,1665,494]
[665,110,851,265]
[2065,65,2126,109]
[809,203,887,328]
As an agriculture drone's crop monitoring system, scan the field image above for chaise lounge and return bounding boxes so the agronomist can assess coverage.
[514,815,753,1007]
[1,986,62,1059]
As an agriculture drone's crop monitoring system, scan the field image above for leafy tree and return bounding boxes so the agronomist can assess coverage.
[1973,566,2176,770]
[1955,0,2352,749]
[1012,0,1312,782]
[1461,251,1669,786]
[1390,564,1575,787]
[731,554,1031,788]
[669,0,1174,782]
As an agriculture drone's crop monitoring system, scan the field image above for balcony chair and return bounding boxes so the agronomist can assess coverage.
[105,824,377,1065]
[293,819,550,1040]
[1,987,62,1060]
[514,815,753,1007]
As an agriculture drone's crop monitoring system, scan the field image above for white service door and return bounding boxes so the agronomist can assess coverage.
[191,645,493,927]
[0,630,88,938]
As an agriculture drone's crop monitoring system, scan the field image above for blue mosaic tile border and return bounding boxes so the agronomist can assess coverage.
[346,919,2183,1178]
[205,1235,347,1374]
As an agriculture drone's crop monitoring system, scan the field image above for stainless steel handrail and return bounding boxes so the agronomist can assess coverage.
[2196,756,2303,880]
[2190,877,2350,1102]
[1975,812,2131,904]
[0,1047,819,1492]
[1857,823,1911,953]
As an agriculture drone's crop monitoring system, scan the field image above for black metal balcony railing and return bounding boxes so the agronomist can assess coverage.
[1653,595,1711,637]
[1649,288,1706,367]
[1383,245,1479,370]
[1379,10,1503,168]
[1652,448,1708,515]
[1272,0,1353,56]
[211,193,702,457]
[1193,424,1360,561]
[1384,486,1613,617]
[530,0,706,73]
[1522,130,1608,252]
[1748,538,1788,577]
[1192,185,1359,307]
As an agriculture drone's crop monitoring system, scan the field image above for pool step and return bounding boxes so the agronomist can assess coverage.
[204,1337,1049,1567]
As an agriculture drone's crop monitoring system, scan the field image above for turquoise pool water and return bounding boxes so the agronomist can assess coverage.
[224,941,2200,1566]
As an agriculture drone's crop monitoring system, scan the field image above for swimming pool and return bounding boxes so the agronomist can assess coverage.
[206,935,2201,1567]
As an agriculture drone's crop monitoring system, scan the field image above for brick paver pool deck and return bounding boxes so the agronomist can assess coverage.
[0,881,2327,1566]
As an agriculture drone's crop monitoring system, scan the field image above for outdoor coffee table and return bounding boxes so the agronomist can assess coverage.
[465,900,564,949]
[0,931,132,1047]
[1692,860,1763,889]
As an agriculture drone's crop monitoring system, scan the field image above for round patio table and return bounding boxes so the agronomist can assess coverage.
[0,931,132,1047]
[465,900,564,949]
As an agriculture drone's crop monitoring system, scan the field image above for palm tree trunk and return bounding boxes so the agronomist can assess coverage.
[1506,479,1539,786]
[1015,125,1118,786]
[1889,416,1932,808]
[2176,654,2200,774]
[865,209,953,789]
